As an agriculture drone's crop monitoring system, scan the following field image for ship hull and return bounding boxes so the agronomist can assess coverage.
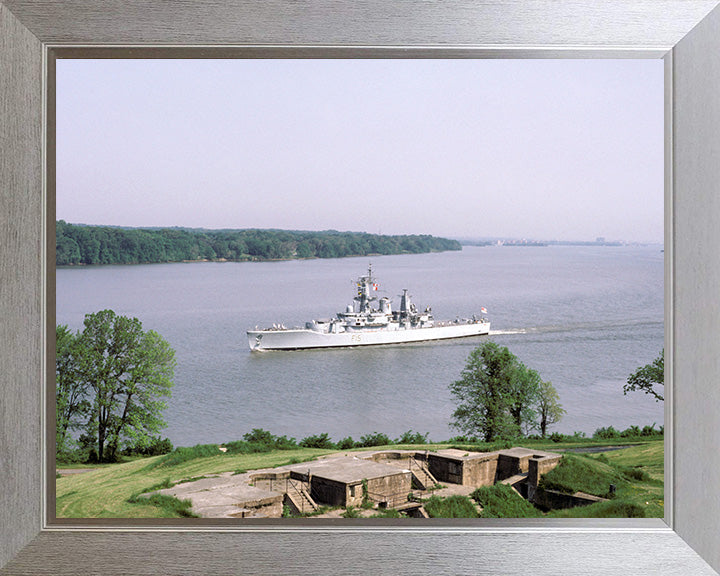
[247,321,490,351]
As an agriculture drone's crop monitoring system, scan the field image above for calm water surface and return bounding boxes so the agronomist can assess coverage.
[56,246,664,446]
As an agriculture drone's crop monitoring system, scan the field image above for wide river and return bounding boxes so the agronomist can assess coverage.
[56,245,664,447]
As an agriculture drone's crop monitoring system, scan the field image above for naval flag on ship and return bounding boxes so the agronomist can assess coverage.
[481,307,488,314]
[372,283,379,291]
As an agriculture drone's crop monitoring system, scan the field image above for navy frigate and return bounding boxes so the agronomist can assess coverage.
[247,265,490,350]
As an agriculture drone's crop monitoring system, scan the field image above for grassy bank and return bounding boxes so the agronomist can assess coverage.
[542,442,664,518]
[56,438,663,519]
[56,447,336,518]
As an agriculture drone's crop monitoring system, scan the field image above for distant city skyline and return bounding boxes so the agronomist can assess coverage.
[57,59,664,243]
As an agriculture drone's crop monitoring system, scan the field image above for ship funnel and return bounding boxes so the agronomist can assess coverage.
[400,289,411,316]
[379,297,391,314]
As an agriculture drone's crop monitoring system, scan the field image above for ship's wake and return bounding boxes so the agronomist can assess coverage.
[489,329,528,335]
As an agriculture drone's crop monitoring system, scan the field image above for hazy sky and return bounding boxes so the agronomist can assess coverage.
[57,59,663,242]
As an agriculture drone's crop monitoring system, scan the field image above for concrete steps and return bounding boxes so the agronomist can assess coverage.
[410,460,439,490]
[284,484,318,515]
[499,472,528,496]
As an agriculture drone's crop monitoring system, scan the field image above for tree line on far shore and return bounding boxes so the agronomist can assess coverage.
[55,221,461,266]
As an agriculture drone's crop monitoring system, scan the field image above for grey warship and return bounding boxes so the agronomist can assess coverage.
[247,265,490,350]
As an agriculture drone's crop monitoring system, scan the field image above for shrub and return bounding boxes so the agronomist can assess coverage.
[342,506,361,518]
[241,428,297,449]
[548,431,587,443]
[359,432,392,447]
[424,495,479,518]
[593,426,620,439]
[395,430,429,445]
[471,484,542,518]
[273,435,298,450]
[448,435,479,443]
[620,425,641,438]
[337,437,357,450]
[123,436,174,457]
[232,429,298,451]
[299,433,335,449]
[641,424,662,437]
[243,428,278,445]
[56,449,85,465]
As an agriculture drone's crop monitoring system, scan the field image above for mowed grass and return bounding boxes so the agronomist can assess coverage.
[56,448,335,518]
[603,441,664,482]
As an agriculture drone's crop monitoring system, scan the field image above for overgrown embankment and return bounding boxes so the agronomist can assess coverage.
[538,442,664,518]
[433,442,664,519]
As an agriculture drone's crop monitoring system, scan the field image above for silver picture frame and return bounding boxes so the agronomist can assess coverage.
[2,1,720,574]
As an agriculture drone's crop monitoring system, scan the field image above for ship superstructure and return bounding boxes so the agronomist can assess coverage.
[247,265,490,351]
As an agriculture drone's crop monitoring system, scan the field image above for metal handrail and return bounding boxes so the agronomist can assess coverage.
[365,488,411,509]
[408,457,435,487]
[286,478,314,513]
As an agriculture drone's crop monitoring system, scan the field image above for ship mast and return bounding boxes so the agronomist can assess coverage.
[354,264,377,313]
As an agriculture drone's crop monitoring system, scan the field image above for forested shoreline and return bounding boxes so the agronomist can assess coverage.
[56,221,461,266]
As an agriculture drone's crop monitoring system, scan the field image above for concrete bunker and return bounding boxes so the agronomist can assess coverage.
[149,447,563,518]
[285,457,412,509]
[425,447,561,490]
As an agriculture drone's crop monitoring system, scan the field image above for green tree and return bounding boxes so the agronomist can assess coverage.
[535,380,566,438]
[507,363,541,435]
[55,325,90,455]
[77,310,176,462]
[624,349,664,402]
[450,342,539,442]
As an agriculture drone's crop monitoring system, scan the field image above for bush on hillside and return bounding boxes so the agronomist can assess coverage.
[471,484,542,518]
[358,432,392,447]
[337,437,357,450]
[395,430,429,444]
[424,495,479,518]
[299,433,336,449]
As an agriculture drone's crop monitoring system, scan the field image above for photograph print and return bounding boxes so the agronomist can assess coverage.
[54,58,664,520]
